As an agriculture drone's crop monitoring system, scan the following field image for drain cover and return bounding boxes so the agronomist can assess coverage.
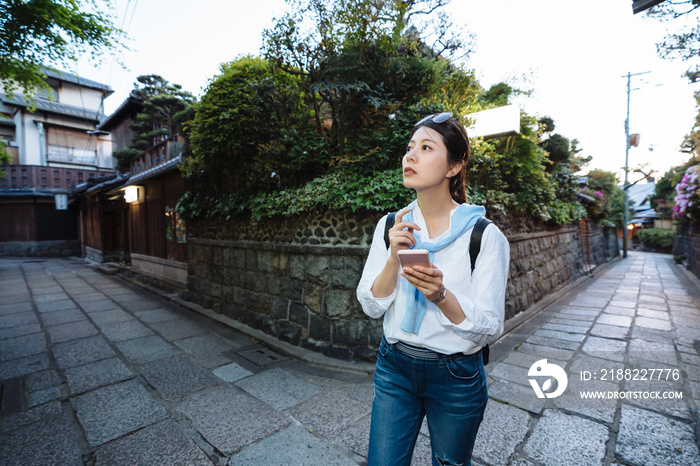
[0,378,24,416]
[238,347,289,366]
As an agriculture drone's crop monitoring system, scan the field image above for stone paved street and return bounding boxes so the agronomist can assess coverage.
[1,251,699,465]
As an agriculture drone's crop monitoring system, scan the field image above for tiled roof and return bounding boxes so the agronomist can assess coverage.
[0,94,106,122]
[42,68,113,94]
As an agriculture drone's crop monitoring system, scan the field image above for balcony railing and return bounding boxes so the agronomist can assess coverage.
[130,139,183,177]
[0,165,116,190]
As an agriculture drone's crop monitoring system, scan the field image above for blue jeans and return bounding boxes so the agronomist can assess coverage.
[367,337,488,466]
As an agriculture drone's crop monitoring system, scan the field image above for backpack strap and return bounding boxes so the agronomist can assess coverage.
[469,217,492,274]
[383,212,396,249]
[469,216,493,365]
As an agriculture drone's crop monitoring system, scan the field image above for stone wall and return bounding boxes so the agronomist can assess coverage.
[186,211,615,360]
[0,240,81,257]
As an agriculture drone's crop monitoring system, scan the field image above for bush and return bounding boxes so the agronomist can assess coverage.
[638,228,675,250]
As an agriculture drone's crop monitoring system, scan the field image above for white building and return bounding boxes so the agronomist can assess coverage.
[0,69,114,170]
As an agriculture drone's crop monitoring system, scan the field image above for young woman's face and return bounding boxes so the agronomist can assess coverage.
[403,126,459,192]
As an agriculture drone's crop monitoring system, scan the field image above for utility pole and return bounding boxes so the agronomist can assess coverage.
[622,70,650,259]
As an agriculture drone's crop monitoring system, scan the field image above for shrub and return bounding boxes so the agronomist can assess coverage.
[638,228,675,250]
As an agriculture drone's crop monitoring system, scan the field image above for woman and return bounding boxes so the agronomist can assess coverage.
[356,112,510,466]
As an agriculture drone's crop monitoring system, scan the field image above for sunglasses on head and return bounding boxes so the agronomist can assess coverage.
[415,112,453,126]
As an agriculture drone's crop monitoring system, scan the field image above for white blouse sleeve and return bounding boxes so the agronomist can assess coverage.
[356,214,398,319]
[437,224,510,346]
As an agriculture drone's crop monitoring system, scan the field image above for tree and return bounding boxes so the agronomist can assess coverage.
[113,75,195,172]
[647,0,700,81]
[586,169,627,227]
[0,0,123,99]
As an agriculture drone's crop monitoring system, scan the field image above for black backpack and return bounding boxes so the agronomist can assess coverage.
[383,213,492,365]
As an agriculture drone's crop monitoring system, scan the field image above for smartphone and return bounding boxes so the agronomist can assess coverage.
[397,249,430,268]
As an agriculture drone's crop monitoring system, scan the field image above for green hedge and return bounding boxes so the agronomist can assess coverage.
[638,228,675,250]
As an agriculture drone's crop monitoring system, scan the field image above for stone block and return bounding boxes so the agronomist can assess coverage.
[280,278,303,301]
[278,321,302,345]
[289,302,308,326]
[288,254,306,280]
[333,319,368,347]
[473,401,530,466]
[330,256,362,289]
[309,313,331,341]
[303,282,323,315]
[523,409,608,465]
[307,255,330,285]
[94,419,211,466]
[176,385,290,456]
[325,290,353,318]
[140,355,220,401]
[258,250,273,274]
[236,368,322,411]
[64,358,134,395]
[72,379,168,448]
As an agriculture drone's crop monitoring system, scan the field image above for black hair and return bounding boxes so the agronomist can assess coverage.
[410,117,470,204]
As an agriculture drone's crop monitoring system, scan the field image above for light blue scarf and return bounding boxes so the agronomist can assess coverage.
[400,201,485,334]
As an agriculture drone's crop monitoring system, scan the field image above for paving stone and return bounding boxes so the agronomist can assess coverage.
[36,300,76,313]
[523,409,608,465]
[53,335,116,369]
[596,313,632,327]
[116,335,180,365]
[680,352,700,366]
[0,332,46,361]
[100,319,154,342]
[607,299,636,308]
[582,336,626,362]
[134,308,179,323]
[487,362,530,386]
[602,305,636,316]
[629,339,678,366]
[150,318,207,341]
[47,320,99,343]
[25,369,61,392]
[0,406,82,465]
[95,419,211,466]
[177,384,290,456]
[472,400,530,465]
[338,415,371,459]
[540,322,589,334]
[288,389,371,439]
[568,296,611,308]
[80,300,119,312]
[589,323,629,340]
[547,316,594,328]
[90,309,134,325]
[174,333,236,367]
[39,308,86,327]
[236,367,322,410]
[637,307,670,320]
[487,378,545,414]
[212,362,254,382]
[0,311,39,329]
[65,358,134,395]
[0,301,32,315]
[504,350,567,370]
[0,352,50,379]
[630,325,674,344]
[635,316,673,331]
[514,342,574,361]
[28,385,62,407]
[617,405,700,466]
[140,355,220,402]
[230,423,358,465]
[72,379,168,448]
[525,335,581,351]
[533,329,585,343]
[120,299,161,312]
[559,308,600,317]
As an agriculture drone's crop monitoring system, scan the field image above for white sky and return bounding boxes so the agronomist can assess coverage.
[75,0,699,183]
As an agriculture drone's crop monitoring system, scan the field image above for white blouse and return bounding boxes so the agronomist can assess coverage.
[356,203,510,355]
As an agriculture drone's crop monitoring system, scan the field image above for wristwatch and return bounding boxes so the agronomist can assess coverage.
[430,284,447,304]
